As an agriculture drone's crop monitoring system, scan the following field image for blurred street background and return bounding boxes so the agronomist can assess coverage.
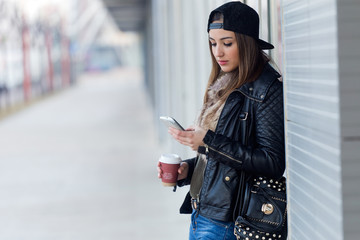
[0,67,189,239]
[0,0,359,239]
[0,0,189,239]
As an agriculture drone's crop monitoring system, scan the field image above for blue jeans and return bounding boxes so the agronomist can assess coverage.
[189,210,237,240]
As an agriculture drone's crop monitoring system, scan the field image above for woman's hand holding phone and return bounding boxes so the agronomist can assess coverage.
[168,126,207,151]
[159,116,206,151]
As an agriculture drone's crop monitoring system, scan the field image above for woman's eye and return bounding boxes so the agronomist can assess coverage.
[224,43,232,47]
[210,42,216,47]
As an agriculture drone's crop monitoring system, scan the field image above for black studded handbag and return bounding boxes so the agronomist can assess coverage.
[233,175,287,240]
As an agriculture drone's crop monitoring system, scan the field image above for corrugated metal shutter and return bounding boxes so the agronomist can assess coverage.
[282,1,343,239]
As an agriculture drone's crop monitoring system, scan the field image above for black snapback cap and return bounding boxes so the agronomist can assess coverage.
[207,1,274,50]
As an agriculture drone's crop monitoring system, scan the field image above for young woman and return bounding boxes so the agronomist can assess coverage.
[158,2,286,240]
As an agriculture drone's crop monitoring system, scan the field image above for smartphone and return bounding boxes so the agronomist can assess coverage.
[159,116,185,131]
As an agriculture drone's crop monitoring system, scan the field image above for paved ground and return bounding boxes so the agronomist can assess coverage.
[0,67,189,240]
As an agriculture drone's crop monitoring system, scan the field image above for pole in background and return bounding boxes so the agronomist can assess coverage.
[21,14,31,101]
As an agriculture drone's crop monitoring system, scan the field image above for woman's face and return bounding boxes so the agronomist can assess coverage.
[209,23,239,72]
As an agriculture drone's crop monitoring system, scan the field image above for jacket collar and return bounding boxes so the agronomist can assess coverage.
[238,63,281,102]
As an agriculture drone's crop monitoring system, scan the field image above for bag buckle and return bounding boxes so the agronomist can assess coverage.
[251,184,259,193]
[239,112,248,121]
[191,198,199,210]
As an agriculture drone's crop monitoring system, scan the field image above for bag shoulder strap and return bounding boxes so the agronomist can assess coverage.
[234,94,253,220]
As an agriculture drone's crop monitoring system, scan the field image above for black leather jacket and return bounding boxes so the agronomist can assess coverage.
[178,63,285,222]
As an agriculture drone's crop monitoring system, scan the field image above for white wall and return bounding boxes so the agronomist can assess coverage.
[150,0,231,159]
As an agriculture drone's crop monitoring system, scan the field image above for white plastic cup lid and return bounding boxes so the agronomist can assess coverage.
[159,154,181,164]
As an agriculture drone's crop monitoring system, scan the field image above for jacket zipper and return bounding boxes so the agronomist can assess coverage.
[204,144,242,164]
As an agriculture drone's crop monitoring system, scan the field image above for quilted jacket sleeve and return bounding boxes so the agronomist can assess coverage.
[201,80,285,179]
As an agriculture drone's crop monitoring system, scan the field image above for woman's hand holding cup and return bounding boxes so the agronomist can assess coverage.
[177,162,189,180]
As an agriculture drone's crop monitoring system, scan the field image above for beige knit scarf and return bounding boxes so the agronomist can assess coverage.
[197,71,235,131]
[190,71,235,199]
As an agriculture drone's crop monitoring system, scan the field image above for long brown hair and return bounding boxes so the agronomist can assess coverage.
[204,15,270,104]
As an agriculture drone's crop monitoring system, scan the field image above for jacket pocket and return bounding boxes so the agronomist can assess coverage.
[202,162,239,210]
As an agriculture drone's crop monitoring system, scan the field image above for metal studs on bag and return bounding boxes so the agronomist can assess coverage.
[239,226,282,240]
[253,177,286,193]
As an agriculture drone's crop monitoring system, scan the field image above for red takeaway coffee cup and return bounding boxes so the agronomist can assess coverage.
[159,154,182,187]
